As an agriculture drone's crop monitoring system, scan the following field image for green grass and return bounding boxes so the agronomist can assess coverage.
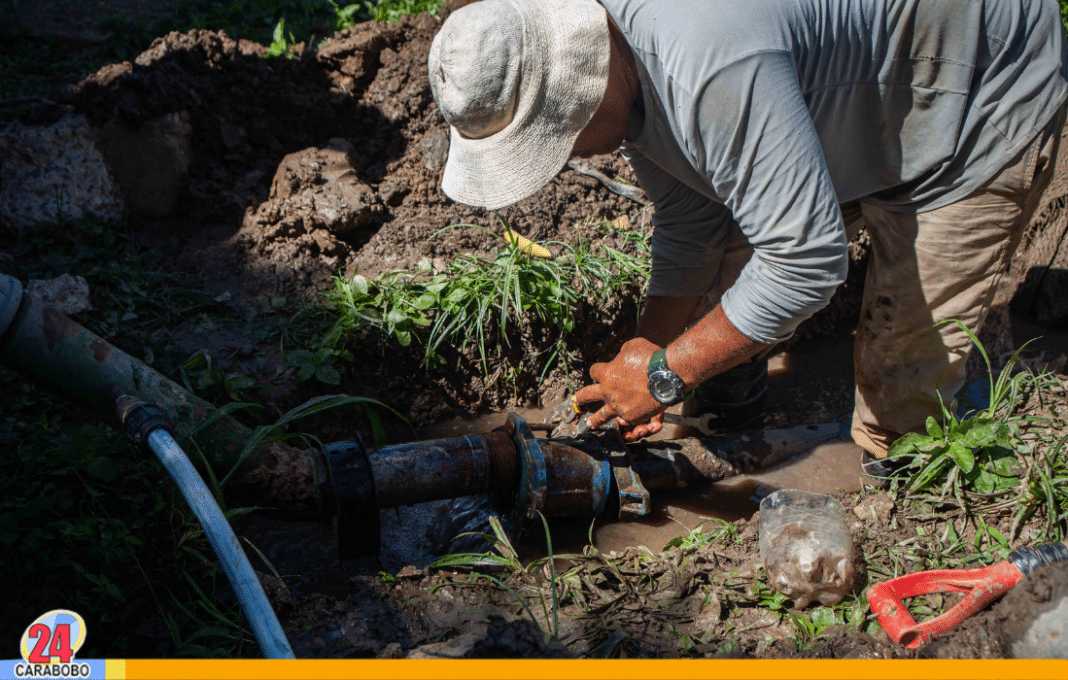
[324,222,650,381]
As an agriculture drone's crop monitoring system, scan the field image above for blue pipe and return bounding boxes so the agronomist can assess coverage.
[146,428,295,659]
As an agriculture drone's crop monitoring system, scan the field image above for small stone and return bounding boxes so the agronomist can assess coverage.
[26,274,92,315]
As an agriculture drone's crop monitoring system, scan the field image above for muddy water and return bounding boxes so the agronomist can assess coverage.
[554,439,872,557]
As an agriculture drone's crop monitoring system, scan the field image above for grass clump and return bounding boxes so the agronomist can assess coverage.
[325,222,650,375]
[884,320,1068,546]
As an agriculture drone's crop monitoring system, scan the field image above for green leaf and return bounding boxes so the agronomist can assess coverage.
[223,507,263,521]
[910,455,951,492]
[413,293,437,310]
[297,364,315,380]
[286,349,314,366]
[316,364,341,385]
[86,455,120,482]
[888,432,929,457]
[985,523,1008,548]
[925,416,943,439]
[955,418,1001,450]
[975,470,996,494]
[809,607,836,631]
[947,441,975,473]
[990,452,1019,478]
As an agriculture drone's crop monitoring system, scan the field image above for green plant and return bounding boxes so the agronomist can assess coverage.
[886,321,1035,503]
[285,347,343,384]
[429,513,564,641]
[266,18,297,58]
[663,519,737,554]
[883,320,1068,554]
[326,220,650,377]
[372,0,444,23]
[180,350,263,401]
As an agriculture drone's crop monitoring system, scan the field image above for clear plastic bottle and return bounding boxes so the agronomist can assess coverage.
[758,489,855,607]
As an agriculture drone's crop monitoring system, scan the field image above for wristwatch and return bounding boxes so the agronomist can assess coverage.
[647,348,691,405]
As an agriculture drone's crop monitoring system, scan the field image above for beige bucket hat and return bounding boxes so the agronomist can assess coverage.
[428,0,610,210]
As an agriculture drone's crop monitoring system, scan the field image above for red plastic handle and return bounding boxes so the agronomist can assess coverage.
[867,560,1024,649]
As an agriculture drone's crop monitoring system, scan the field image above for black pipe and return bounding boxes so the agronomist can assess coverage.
[368,431,519,507]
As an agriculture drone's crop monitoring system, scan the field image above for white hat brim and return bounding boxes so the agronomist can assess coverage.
[438,0,610,210]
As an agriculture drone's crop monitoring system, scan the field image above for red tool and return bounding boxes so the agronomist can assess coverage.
[868,541,1068,649]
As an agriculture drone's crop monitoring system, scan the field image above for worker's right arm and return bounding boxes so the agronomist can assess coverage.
[623,149,732,347]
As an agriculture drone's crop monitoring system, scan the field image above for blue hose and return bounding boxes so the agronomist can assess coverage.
[146,429,295,659]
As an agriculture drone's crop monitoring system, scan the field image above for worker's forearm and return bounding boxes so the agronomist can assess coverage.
[665,303,769,389]
[636,295,702,347]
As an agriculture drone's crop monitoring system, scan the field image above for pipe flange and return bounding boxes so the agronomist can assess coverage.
[601,428,651,520]
[0,273,24,340]
[324,438,380,560]
[506,412,547,530]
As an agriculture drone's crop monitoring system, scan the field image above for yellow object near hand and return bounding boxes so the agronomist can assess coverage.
[504,230,552,259]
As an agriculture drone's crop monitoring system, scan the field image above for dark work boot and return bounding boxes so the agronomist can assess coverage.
[860,449,913,488]
[689,355,768,431]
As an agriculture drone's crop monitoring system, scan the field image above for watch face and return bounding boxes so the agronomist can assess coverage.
[651,377,677,402]
[648,369,683,404]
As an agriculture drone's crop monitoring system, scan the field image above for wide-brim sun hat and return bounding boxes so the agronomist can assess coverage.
[428,0,610,210]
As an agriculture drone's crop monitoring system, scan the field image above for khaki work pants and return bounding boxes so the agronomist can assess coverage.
[698,107,1065,457]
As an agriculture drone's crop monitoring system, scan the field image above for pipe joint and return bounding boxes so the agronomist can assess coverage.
[323,438,380,560]
[112,390,175,453]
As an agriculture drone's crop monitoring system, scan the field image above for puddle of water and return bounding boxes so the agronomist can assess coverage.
[549,438,873,557]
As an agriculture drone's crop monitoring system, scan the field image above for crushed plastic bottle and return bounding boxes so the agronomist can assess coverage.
[758,489,855,607]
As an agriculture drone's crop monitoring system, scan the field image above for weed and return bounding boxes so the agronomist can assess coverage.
[326,221,650,379]
[372,0,445,23]
[266,18,298,59]
[887,322,1045,506]
[284,347,343,385]
[430,514,565,641]
[180,350,264,402]
[663,519,738,554]
[878,319,1068,559]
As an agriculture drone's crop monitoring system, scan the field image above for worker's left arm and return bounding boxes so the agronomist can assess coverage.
[583,51,848,433]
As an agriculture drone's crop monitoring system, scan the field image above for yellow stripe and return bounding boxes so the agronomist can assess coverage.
[504,230,552,259]
[105,658,126,679]
[119,658,1068,680]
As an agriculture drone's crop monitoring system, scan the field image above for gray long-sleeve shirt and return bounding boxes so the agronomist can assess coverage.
[599,0,1068,343]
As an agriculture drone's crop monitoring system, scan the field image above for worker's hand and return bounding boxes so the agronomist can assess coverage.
[575,337,667,442]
